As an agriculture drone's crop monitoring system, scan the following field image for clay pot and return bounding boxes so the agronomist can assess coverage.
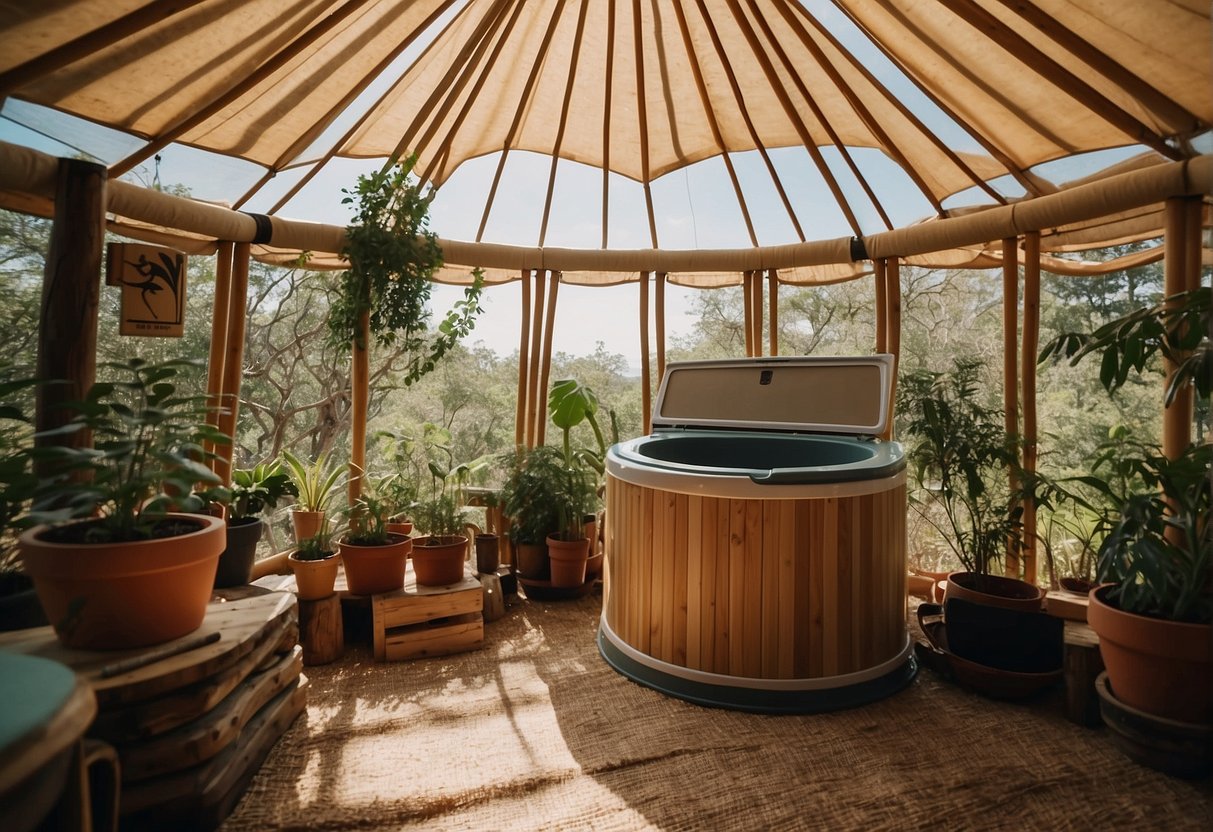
[1088,584,1212,724]
[288,551,340,601]
[339,534,413,595]
[547,534,589,588]
[19,514,225,649]
[290,509,326,544]
[474,533,500,574]
[386,519,413,536]
[214,517,263,588]
[944,571,1044,613]
[412,535,468,587]
[515,541,548,580]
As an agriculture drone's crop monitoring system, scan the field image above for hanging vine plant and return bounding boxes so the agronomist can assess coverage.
[328,153,484,385]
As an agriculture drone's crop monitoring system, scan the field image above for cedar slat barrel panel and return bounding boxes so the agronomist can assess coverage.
[603,479,907,681]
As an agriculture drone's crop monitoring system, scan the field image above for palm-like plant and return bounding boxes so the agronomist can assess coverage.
[280,449,343,513]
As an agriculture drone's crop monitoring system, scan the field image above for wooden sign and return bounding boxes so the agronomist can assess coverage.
[107,242,188,337]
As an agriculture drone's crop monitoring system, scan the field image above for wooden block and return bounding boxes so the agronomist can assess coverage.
[1045,590,1090,622]
[381,613,484,662]
[88,613,297,744]
[298,593,343,666]
[119,675,308,825]
[478,572,506,622]
[0,593,298,709]
[117,647,302,782]
[1064,621,1104,727]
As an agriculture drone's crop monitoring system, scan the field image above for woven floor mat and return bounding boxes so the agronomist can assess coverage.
[221,590,1212,831]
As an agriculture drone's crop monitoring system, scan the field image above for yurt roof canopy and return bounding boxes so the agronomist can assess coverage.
[0,0,1210,279]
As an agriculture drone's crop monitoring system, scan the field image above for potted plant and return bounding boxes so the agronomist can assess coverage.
[1041,285,1211,727]
[410,448,487,587]
[548,378,616,579]
[281,448,344,543]
[499,445,565,580]
[211,460,297,587]
[545,463,598,589]
[898,358,1042,611]
[16,358,230,649]
[288,518,340,601]
[339,480,412,596]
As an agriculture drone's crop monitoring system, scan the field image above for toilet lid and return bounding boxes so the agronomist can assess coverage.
[651,354,894,436]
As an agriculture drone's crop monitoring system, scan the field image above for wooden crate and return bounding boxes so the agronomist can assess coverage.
[372,564,484,661]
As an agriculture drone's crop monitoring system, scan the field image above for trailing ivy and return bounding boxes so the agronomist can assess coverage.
[328,154,484,386]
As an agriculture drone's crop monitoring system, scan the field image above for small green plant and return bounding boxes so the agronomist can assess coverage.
[281,449,344,513]
[344,477,398,546]
[548,378,617,475]
[25,358,229,543]
[293,518,337,561]
[328,154,485,386]
[499,445,565,546]
[228,460,297,522]
[898,358,1021,575]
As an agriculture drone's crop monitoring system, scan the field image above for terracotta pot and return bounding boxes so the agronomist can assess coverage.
[214,517,263,588]
[474,533,500,574]
[583,514,599,555]
[547,534,589,588]
[911,567,953,602]
[19,514,225,650]
[585,551,604,581]
[515,541,549,580]
[290,509,326,544]
[1087,584,1212,724]
[339,534,412,595]
[386,518,413,536]
[412,535,468,587]
[1059,577,1094,597]
[288,551,340,600]
[944,571,1044,612]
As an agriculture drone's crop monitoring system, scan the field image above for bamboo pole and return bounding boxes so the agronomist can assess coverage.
[537,2,589,247]
[515,270,532,447]
[656,271,667,381]
[874,259,888,354]
[1021,232,1040,585]
[882,258,901,442]
[536,271,561,445]
[752,270,764,356]
[215,242,251,485]
[767,270,779,356]
[640,272,652,434]
[742,271,754,356]
[204,241,234,468]
[526,270,547,448]
[1162,198,1193,460]
[34,159,106,474]
[601,0,616,249]
[1002,238,1021,576]
[349,308,370,506]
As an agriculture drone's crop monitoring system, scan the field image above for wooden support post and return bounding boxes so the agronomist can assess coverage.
[349,307,370,506]
[204,242,233,470]
[536,270,560,446]
[298,593,343,666]
[214,243,251,485]
[655,271,667,381]
[874,259,888,354]
[515,270,532,447]
[1002,238,1021,576]
[1163,197,1195,461]
[742,271,754,357]
[526,270,546,448]
[767,269,779,356]
[1022,232,1041,585]
[640,272,652,434]
[752,270,764,356]
[882,258,901,441]
[34,158,106,471]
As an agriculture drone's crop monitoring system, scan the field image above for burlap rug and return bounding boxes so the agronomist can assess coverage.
[222,589,1211,830]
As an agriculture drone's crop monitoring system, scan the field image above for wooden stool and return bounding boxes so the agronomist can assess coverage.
[298,593,343,666]
[1063,620,1104,727]
[478,572,506,622]
[371,564,483,661]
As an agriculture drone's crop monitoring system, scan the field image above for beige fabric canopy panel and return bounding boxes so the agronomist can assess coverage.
[1,1,1209,254]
